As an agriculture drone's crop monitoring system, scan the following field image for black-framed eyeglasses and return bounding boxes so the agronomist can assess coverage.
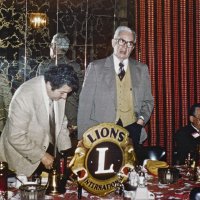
[115,38,135,48]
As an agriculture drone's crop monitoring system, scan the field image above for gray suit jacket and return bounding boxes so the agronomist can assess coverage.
[77,55,154,143]
[0,76,71,176]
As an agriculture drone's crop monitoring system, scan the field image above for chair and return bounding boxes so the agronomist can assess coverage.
[137,146,166,165]
[190,187,200,200]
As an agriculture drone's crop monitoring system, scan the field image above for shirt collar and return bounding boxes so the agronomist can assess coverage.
[191,123,200,132]
[113,55,128,74]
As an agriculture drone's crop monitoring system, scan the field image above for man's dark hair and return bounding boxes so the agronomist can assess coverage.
[44,64,79,91]
[189,103,200,117]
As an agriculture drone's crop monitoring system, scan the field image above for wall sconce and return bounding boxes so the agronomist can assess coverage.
[29,13,47,29]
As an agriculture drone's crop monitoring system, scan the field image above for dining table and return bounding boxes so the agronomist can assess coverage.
[7,165,200,200]
[147,165,200,200]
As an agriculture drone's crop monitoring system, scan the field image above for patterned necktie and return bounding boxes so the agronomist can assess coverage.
[118,62,125,81]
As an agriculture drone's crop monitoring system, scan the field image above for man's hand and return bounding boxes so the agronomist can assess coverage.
[41,152,54,170]
[137,118,144,126]
[68,125,77,135]
[77,140,83,147]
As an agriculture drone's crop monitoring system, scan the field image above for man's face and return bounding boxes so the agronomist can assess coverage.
[46,82,72,101]
[50,43,59,59]
[191,108,200,130]
[112,31,134,61]
[50,44,55,58]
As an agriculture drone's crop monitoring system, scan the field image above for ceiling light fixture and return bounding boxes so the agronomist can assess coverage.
[29,12,47,29]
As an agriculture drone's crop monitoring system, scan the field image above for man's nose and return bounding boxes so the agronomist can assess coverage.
[121,44,128,50]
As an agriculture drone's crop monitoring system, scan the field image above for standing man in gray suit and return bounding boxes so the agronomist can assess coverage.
[0,64,79,177]
[78,26,154,152]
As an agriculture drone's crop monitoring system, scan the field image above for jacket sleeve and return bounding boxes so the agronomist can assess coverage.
[7,92,47,164]
[138,65,154,124]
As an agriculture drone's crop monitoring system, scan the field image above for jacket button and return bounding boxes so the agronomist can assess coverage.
[43,146,46,150]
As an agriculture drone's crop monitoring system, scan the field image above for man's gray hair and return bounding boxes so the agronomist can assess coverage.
[113,26,136,44]
[51,33,70,50]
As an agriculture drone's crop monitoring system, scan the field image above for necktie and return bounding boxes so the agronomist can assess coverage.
[49,100,55,146]
[118,62,125,81]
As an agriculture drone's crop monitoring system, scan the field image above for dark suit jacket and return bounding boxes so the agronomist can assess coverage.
[174,124,200,164]
[78,55,154,142]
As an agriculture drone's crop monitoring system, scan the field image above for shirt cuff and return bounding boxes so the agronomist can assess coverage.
[138,116,144,121]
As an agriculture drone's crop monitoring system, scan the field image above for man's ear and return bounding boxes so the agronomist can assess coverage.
[190,115,194,123]
[111,39,116,48]
[46,81,52,90]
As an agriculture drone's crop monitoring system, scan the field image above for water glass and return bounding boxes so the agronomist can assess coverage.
[19,184,46,200]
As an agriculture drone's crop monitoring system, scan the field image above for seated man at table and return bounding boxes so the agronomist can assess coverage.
[0,64,79,177]
[174,103,200,165]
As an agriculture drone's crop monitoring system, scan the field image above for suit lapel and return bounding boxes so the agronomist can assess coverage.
[128,59,138,106]
[103,56,116,89]
[129,59,137,86]
[103,56,116,102]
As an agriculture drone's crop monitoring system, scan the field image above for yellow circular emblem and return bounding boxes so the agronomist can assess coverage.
[70,123,136,196]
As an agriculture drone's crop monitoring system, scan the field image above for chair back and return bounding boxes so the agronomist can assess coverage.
[190,187,200,200]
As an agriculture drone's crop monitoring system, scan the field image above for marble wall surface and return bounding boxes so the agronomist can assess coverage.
[0,0,134,93]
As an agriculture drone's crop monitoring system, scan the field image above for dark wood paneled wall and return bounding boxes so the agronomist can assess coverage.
[0,0,134,92]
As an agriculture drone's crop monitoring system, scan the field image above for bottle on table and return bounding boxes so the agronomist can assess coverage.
[0,161,8,200]
[165,169,172,184]
[190,145,200,181]
[58,157,67,194]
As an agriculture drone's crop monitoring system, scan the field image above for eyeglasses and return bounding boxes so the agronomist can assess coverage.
[115,38,135,48]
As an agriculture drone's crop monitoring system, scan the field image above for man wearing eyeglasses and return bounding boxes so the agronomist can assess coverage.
[78,26,154,154]
[174,103,200,165]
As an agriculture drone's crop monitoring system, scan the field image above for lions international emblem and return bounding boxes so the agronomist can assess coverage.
[69,123,136,196]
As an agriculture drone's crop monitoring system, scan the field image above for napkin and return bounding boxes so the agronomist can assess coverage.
[41,172,48,185]
[145,160,168,176]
